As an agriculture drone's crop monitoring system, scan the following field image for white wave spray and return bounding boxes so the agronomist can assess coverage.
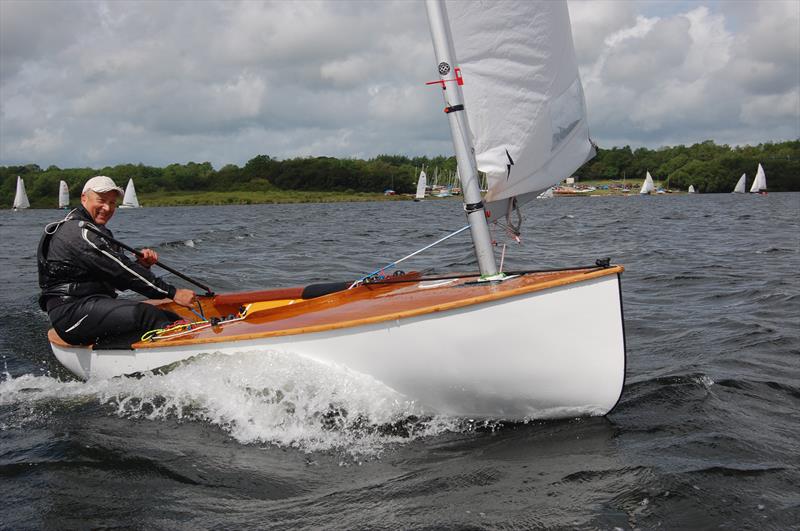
[0,350,460,457]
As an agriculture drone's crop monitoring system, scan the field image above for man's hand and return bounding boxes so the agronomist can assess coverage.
[137,248,159,267]
[173,288,196,308]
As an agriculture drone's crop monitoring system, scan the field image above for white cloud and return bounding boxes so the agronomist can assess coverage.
[573,0,799,148]
[0,0,798,169]
[740,89,800,126]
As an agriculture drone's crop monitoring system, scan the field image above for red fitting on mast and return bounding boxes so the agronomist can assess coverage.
[425,69,464,89]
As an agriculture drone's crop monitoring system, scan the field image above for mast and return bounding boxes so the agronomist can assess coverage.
[425,0,497,277]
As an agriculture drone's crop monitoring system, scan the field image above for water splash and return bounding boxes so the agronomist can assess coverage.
[0,350,460,457]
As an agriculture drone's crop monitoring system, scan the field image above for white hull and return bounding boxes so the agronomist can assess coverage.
[50,274,625,419]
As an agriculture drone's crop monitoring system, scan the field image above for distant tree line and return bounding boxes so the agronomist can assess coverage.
[579,139,799,193]
[1,140,797,207]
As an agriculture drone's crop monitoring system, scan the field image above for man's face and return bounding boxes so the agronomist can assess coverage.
[81,190,119,225]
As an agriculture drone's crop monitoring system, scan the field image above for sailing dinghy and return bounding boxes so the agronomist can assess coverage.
[640,172,655,195]
[47,0,626,421]
[120,178,140,208]
[414,169,427,201]
[733,173,746,193]
[58,180,70,209]
[750,163,767,194]
[13,176,30,210]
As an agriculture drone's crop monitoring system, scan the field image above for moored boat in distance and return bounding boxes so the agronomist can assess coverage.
[47,0,626,421]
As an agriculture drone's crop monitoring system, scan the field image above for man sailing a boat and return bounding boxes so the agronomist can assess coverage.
[37,176,196,346]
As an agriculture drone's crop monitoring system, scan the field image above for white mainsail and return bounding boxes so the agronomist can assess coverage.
[640,172,655,195]
[749,163,767,193]
[733,174,746,193]
[415,170,427,201]
[446,0,594,221]
[688,185,696,194]
[121,178,140,208]
[58,180,69,209]
[13,176,30,209]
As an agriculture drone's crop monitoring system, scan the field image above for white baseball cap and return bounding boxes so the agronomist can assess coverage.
[82,176,124,197]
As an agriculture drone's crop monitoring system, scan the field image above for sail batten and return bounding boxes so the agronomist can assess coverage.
[446,0,594,221]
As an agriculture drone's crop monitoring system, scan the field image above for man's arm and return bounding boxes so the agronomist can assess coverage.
[77,225,177,300]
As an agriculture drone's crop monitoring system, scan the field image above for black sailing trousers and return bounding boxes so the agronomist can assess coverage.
[49,295,180,346]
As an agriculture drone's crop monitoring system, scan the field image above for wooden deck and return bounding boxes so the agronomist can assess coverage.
[133,265,623,349]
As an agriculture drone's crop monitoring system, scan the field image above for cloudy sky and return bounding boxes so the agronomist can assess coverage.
[1,0,798,169]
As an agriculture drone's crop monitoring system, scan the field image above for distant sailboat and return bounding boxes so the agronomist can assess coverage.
[12,176,30,210]
[639,172,655,195]
[749,163,767,194]
[414,170,427,201]
[688,185,696,194]
[120,178,140,208]
[732,174,746,193]
[537,186,555,199]
[58,180,70,209]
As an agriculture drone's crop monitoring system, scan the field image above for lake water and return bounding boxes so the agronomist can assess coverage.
[1,194,798,529]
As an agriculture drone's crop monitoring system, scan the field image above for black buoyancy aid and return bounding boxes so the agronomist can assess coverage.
[37,208,116,310]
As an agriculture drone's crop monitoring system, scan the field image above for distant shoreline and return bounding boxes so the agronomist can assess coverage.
[134,190,418,207]
[17,182,792,209]
[552,179,692,196]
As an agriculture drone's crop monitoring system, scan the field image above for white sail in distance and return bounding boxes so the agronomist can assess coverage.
[733,174,746,193]
[688,185,695,194]
[58,180,69,208]
[415,170,427,200]
[749,163,767,193]
[13,176,30,209]
[121,178,140,208]
[640,172,655,195]
[446,0,594,221]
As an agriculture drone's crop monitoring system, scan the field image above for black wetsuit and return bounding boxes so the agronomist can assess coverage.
[37,206,180,346]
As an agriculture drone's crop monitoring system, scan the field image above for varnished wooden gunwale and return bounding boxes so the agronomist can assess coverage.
[133,265,623,349]
[48,328,85,349]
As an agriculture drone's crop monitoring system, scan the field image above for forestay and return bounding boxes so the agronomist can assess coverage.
[446,0,594,222]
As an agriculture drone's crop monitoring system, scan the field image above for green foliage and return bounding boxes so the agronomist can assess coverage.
[2,140,798,207]
[575,140,799,192]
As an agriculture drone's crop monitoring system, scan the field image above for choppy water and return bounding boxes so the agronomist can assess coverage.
[1,194,798,529]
